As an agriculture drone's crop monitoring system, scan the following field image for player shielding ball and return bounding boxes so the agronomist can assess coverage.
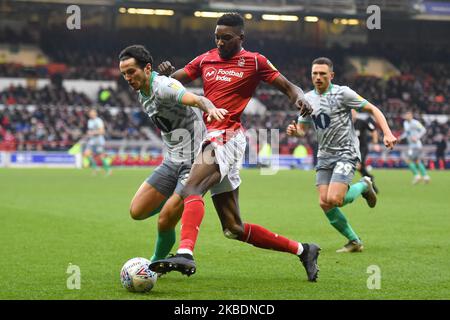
[118,45,228,264]
[287,57,397,253]
[150,13,320,282]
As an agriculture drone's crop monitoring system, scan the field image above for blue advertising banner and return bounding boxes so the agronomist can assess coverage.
[424,1,450,15]
[9,152,77,167]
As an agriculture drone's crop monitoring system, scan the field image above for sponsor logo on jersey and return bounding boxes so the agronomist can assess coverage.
[204,67,217,81]
[169,82,182,90]
[212,69,244,82]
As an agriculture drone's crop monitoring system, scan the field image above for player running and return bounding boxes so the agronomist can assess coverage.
[150,13,320,282]
[398,111,430,184]
[83,109,111,176]
[118,45,228,264]
[286,57,397,253]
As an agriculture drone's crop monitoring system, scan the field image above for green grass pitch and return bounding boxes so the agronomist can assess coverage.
[0,168,449,300]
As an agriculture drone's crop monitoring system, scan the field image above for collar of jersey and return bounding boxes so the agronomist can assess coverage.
[315,83,333,96]
[217,47,245,60]
[140,71,158,97]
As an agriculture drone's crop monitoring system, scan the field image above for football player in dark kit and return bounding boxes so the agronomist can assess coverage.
[353,111,380,193]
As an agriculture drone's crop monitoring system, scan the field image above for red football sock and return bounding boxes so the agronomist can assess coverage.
[239,223,299,255]
[178,195,205,254]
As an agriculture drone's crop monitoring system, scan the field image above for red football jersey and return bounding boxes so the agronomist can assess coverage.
[183,48,280,132]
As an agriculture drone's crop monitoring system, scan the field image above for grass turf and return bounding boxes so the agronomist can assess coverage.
[0,168,449,300]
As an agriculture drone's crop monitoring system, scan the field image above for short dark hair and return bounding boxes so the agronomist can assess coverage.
[217,12,244,30]
[312,57,333,71]
[119,45,153,69]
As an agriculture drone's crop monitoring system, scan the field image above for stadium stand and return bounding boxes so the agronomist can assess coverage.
[0,7,448,168]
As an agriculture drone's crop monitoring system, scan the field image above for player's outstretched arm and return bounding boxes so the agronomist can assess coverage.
[180,92,228,122]
[270,75,312,117]
[157,61,192,85]
[361,103,397,150]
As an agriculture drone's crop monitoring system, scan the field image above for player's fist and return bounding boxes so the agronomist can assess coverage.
[207,108,228,122]
[296,98,312,117]
[286,120,299,136]
[383,133,397,150]
[157,61,175,76]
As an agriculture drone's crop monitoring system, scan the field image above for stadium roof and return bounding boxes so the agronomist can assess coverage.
[9,0,450,20]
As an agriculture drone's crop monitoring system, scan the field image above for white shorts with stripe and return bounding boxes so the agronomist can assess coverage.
[205,129,246,196]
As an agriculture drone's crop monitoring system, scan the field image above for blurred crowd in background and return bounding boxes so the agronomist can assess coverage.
[0,26,448,160]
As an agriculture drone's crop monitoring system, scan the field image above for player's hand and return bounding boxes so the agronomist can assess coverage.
[296,98,312,117]
[286,120,299,136]
[383,133,397,150]
[157,61,175,76]
[206,108,228,122]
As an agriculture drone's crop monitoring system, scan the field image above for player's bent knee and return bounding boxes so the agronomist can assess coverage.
[180,184,202,199]
[157,213,176,231]
[319,198,334,211]
[327,195,344,207]
[129,205,146,220]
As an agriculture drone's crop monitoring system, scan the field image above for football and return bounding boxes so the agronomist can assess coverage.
[120,257,157,292]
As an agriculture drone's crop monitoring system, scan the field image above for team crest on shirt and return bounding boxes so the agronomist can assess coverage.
[326,95,339,109]
[238,57,246,67]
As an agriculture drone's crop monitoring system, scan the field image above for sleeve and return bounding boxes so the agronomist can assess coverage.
[415,120,426,139]
[157,77,187,105]
[342,86,369,111]
[297,114,312,124]
[256,54,281,84]
[183,54,205,81]
[297,95,313,124]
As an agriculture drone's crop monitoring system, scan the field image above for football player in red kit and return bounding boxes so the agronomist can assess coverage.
[150,12,320,282]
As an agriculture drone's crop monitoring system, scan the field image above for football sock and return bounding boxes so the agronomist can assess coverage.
[88,156,97,169]
[325,207,359,241]
[408,162,419,176]
[150,229,175,262]
[417,162,428,176]
[101,157,111,172]
[177,195,205,254]
[342,181,368,206]
[239,223,300,255]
